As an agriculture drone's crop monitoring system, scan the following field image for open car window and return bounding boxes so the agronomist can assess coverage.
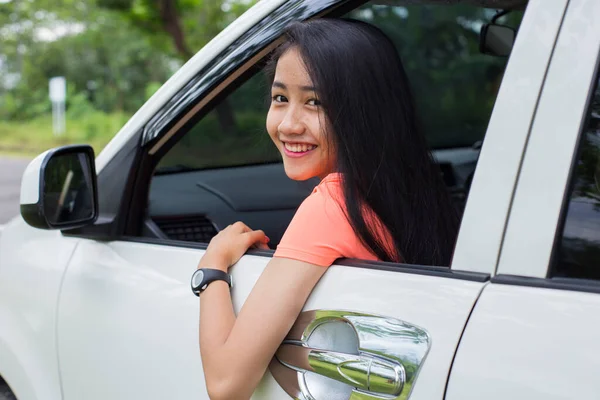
[146,0,525,254]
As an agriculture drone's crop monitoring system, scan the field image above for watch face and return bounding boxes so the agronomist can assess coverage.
[192,270,204,289]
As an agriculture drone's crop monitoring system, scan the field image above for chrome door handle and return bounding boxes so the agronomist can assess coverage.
[270,310,431,400]
[276,343,405,396]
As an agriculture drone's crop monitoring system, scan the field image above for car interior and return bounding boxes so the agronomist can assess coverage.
[143,0,527,252]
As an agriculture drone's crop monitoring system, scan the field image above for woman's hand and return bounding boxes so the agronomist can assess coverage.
[198,221,270,272]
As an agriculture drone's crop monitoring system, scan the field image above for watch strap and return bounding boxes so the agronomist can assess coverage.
[191,268,232,296]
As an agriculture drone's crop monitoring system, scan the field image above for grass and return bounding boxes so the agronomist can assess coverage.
[0,112,130,157]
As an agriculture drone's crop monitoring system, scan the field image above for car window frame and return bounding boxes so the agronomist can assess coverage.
[124,0,494,279]
[66,0,559,281]
[494,0,600,293]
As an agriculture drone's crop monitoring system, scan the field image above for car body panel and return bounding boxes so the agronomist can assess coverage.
[56,240,485,400]
[0,218,79,400]
[446,283,600,400]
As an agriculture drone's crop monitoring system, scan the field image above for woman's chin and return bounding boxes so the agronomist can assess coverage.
[283,165,316,181]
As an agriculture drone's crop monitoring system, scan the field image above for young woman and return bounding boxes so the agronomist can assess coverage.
[193,19,459,399]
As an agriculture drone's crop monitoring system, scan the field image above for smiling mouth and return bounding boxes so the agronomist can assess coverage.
[283,142,318,154]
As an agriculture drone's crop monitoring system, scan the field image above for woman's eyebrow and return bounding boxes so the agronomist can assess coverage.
[272,81,316,92]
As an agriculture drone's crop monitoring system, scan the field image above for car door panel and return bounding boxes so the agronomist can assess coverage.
[446,283,600,400]
[0,222,80,400]
[57,239,485,399]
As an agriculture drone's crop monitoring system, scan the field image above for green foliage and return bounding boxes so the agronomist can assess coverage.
[0,112,128,156]
[145,81,164,100]
[0,0,255,154]
[95,0,258,58]
[349,4,521,148]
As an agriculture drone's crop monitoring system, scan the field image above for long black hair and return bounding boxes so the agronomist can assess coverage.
[267,19,459,266]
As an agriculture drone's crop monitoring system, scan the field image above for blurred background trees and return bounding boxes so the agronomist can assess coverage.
[0,0,256,153]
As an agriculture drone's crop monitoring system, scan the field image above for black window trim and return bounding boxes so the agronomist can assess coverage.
[120,235,491,282]
[492,274,600,295]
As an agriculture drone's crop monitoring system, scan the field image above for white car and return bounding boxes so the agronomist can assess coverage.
[1,0,599,399]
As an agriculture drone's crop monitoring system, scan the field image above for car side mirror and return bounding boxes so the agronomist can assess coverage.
[480,23,516,57]
[20,145,99,230]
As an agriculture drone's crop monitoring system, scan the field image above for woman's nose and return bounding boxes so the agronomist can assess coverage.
[278,107,304,136]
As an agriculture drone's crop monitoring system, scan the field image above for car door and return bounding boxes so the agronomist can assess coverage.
[53,0,565,399]
[446,0,600,398]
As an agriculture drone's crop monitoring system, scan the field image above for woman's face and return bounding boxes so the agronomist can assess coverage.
[266,47,334,181]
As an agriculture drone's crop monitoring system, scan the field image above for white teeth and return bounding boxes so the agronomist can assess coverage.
[284,142,317,153]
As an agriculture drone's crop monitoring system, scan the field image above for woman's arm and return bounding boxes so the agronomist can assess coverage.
[197,222,327,400]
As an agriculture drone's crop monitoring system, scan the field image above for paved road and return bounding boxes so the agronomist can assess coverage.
[0,157,31,225]
[0,383,16,400]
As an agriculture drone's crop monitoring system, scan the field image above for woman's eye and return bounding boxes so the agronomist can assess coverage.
[307,98,321,106]
[272,95,287,103]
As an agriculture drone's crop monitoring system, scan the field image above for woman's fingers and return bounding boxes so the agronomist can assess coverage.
[243,229,266,247]
[231,222,267,243]
[253,242,270,250]
[232,221,252,233]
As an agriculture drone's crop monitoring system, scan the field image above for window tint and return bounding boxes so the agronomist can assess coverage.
[349,4,522,149]
[554,71,600,280]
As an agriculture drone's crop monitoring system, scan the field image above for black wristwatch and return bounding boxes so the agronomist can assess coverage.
[191,268,232,296]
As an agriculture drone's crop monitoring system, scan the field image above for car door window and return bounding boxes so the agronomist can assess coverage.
[145,1,525,263]
[553,70,600,280]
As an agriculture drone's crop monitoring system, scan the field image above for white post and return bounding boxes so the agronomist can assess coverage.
[52,101,57,134]
[49,77,66,136]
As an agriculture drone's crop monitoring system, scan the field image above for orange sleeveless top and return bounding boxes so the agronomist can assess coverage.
[274,173,394,267]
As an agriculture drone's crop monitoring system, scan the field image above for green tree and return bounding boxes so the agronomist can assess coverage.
[0,2,174,119]
[95,0,257,59]
[0,0,256,123]
[95,0,257,135]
